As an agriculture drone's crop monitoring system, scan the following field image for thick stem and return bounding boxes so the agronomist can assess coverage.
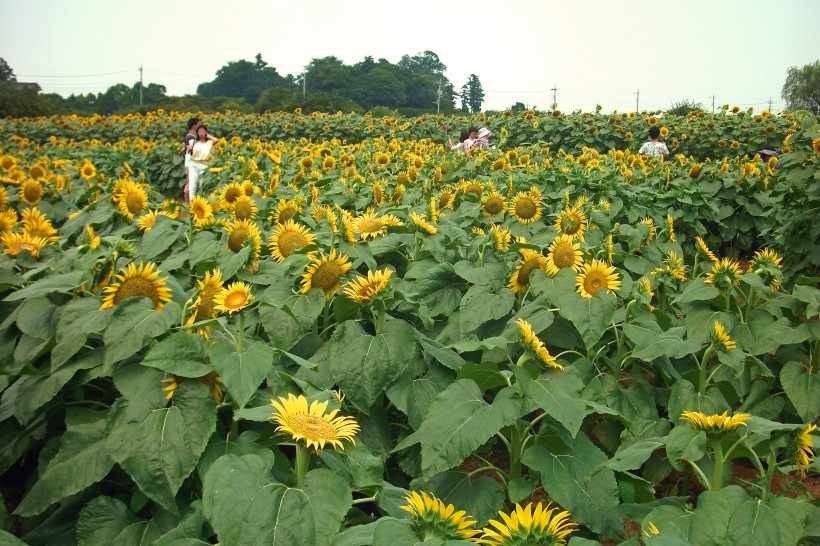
[295,443,310,485]
[688,460,713,491]
[698,345,716,395]
[374,299,385,335]
[237,311,245,353]
[509,425,523,482]
[712,438,725,492]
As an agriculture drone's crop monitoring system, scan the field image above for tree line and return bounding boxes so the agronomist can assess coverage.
[0,52,487,117]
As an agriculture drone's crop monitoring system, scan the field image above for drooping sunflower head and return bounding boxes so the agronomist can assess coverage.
[186,269,224,334]
[115,180,149,220]
[516,318,563,370]
[711,320,737,351]
[460,180,485,199]
[795,424,817,477]
[576,259,621,299]
[409,212,437,235]
[509,249,548,293]
[269,392,359,451]
[680,410,749,434]
[269,220,317,262]
[478,502,577,546]
[481,191,507,218]
[750,247,783,280]
[0,155,16,171]
[489,224,511,251]
[225,219,262,269]
[666,213,675,242]
[300,249,352,299]
[136,210,165,232]
[372,180,385,206]
[399,491,480,542]
[437,189,456,211]
[637,217,656,248]
[546,234,584,276]
[213,281,252,314]
[0,231,48,259]
[695,236,719,262]
[19,179,44,206]
[343,268,392,303]
[231,194,257,221]
[99,261,172,311]
[705,258,741,290]
[509,189,543,224]
[662,251,687,282]
[555,207,588,240]
[272,198,302,224]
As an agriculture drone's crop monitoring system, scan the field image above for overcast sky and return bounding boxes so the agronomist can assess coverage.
[1,0,818,113]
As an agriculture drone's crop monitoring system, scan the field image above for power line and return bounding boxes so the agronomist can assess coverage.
[16,70,134,79]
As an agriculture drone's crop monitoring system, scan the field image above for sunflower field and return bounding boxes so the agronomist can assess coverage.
[0,107,818,546]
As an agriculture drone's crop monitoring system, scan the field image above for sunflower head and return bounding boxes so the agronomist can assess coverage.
[115,180,149,220]
[231,194,257,221]
[300,249,352,299]
[269,392,359,451]
[478,502,577,545]
[516,318,563,370]
[680,410,749,434]
[0,231,48,259]
[795,424,817,477]
[399,491,480,541]
[99,261,172,311]
[711,321,737,351]
[509,188,543,224]
[750,248,783,283]
[705,258,741,290]
[555,207,588,240]
[272,198,302,224]
[220,182,245,207]
[20,179,44,206]
[213,281,252,314]
[489,224,511,251]
[576,260,621,299]
[409,212,437,235]
[269,220,316,262]
[186,269,224,334]
[509,249,548,293]
[352,210,389,241]
[225,219,262,270]
[342,269,392,303]
[189,196,214,226]
[695,236,719,262]
[546,234,584,276]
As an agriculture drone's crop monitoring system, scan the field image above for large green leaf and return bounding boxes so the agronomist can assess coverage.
[105,381,216,513]
[202,454,314,546]
[603,437,667,473]
[724,491,805,546]
[51,296,108,369]
[15,410,113,517]
[780,361,820,422]
[395,381,523,480]
[258,289,325,351]
[458,284,514,333]
[387,366,454,429]
[665,426,706,471]
[76,496,161,546]
[153,501,209,546]
[4,271,85,301]
[142,332,213,378]
[102,298,180,367]
[15,296,57,340]
[140,217,182,260]
[301,469,353,544]
[319,442,384,488]
[523,433,622,538]
[671,278,720,304]
[523,369,586,437]
[405,262,463,318]
[312,319,418,411]
[413,470,505,527]
[624,324,702,361]
[211,337,275,409]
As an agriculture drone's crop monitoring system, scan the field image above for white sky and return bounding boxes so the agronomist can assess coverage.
[1,0,818,113]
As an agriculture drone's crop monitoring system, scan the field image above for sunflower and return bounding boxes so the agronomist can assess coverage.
[374,152,391,166]
[400,491,480,542]
[301,249,352,299]
[409,212,437,235]
[115,180,148,220]
[680,410,749,433]
[231,194,257,221]
[666,213,675,242]
[269,392,359,451]
[136,210,164,232]
[545,234,583,276]
[20,208,59,244]
[489,224,511,251]
[372,180,385,206]
[705,258,741,289]
[437,189,456,211]
[79,161,96,180]
[18,179,44,206]
[0,155,16,171]
[343,269,392,303]
[219,182,245,208]
[99,261,172,311]
[186,269,224,334]
[509,249,549,293]
[576,260,621,299]
[241,180,257,197]
[82,225,99,250]
[509,188,543,224]
[712,321,737,351]
[0,209,17,233]
[299,156,315,170]
[213,281,252,314]
[225,219,262,270]
[0,231,48,259]
[481,191,507,218]
[694,236,719,262]
[750,248,783,273]
[795,424,817,477]
[659,251,687,282]
[352,210,389,240]
[272,198,302,224]
[637,217,656,247]
[189,196,213,226]
[478,502,577,545]
[555,207,587,240]
[269,220,316,262]
[516,318,562,370]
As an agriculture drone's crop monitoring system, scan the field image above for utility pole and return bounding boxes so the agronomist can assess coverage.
[436,76,442,114]
[710,94,715,114]
[139,65,143,108]
[550,83,559,110]
[768,97,773,112]
[634,89,639,112]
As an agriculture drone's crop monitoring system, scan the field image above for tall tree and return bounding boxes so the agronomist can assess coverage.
[460,74,484,113]
[197,54,291,104]
[781,60,820,114]
[0,58,16,82]
[398,51,447,74]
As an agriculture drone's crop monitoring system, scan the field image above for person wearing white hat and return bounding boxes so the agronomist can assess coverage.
[474,127,493,149]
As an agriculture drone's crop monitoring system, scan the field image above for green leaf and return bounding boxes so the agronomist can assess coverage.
[558,291,617,350]
[211,337,274,409]
[415,332,465,370]
[140,218,182,260]
[15,296,57,339]
[672,278,720,304]
[76,496,160,546]
[319,442,384,488]
[603,438,667,473]
[684,304,734,345]
[625,325,702,361]
[523,433,623,538]
[15,411,113,517]
[312,319,418,411]
[665,426,706,470]
[102,298,180,367]
[414,470,505,527]
[372,518,421,546]
[52,297,108,369]
[387,366,454,429]
[458,284,514,333]
[666,379,729,421]
[725,492,804,546]
[202,453,314,546]
[397,381,522,480]
[780,361,820,422]
[0,530,27,546]
[153,501,209,546]
[258,289,325,351]
[523,370,586,437]
[687,487,747,546]
[105,381,216,513]
[453,258,506,287]
[405,262,463,318]
[4,271,85,301]
[332,521,379,546]
[143,332,213,378]
[302,469,353,544]
[792,284,819,318]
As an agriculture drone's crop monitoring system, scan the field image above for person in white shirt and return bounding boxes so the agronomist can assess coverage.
[186,125,219,199]
[638,126,669,159]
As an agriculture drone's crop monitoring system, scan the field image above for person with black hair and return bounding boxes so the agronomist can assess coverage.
[186,125,219,200]
[182,117,199,202]
[638,126,669,159]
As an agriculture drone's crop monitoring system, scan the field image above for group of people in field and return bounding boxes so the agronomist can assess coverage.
[448,126,493,156]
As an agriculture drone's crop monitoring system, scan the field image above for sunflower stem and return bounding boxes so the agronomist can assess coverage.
[237,311,244,353]
[374,299,385,335]
[351,496,377,506]
[698,345,716,395]
[509,425,523,481]
[554,349,585,360]
[295,443,310,486]
[711,438,725,492]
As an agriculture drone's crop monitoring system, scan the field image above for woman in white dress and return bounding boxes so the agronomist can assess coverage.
[186,125,219,199]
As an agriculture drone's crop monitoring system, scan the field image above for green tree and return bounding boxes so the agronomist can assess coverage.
[668,99,704,116]
[781,60,820,114]
[0,58,16,81]
[198,54,292,104]
[509,101,526,112]
[398,51,447,74]
[256,87,299,113]
[460,74,484,113]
